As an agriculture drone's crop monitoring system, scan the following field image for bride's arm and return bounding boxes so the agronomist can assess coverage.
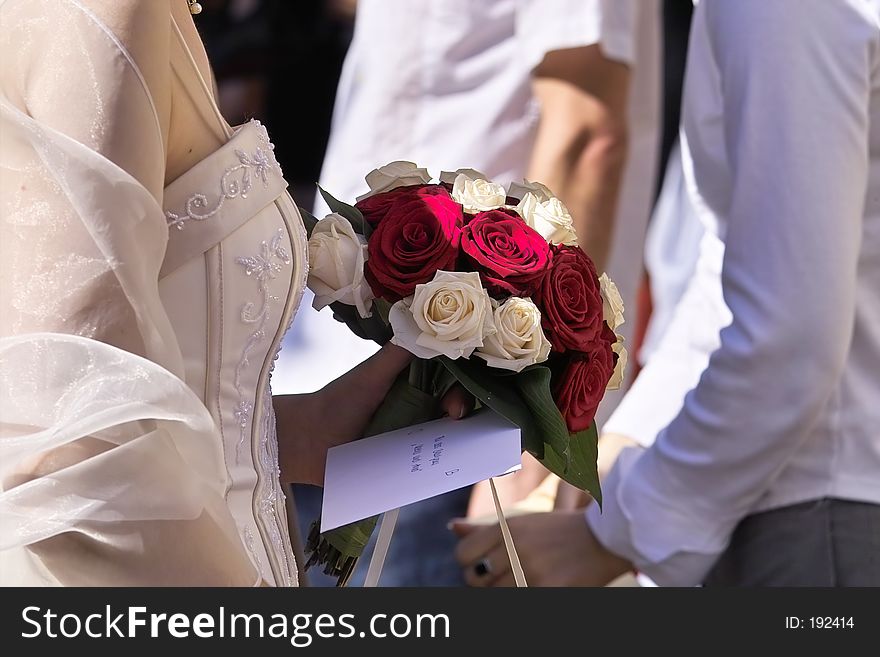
[275,344,474,486]
[275,343,411,486]
[0,0,260,586]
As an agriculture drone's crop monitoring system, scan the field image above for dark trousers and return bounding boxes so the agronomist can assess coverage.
[704,498,880,586]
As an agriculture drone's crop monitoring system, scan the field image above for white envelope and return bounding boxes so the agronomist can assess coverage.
[320,409,522,531]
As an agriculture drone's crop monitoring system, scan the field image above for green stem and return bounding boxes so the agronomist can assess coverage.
[407,358,422,390]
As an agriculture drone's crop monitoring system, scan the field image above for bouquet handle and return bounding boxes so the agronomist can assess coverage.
[490,477,528,587]
[362,507,400,587]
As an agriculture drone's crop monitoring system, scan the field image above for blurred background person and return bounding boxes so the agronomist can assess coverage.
[277,0,662,586]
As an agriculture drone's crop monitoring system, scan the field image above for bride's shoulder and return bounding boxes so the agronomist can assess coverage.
[1,0,173,124]
[1,0,172,66]
[67,0,172,50]
[1,0,171,31]
[1,0,173,188]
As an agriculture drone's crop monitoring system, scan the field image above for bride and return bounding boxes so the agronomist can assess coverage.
[0,0,466,586]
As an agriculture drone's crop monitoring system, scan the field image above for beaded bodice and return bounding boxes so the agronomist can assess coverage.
[159,120,308,586]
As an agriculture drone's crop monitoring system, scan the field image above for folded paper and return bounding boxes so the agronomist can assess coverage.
[321,409,522,531]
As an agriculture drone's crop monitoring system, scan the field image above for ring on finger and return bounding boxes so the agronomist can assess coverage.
[473,557,493,577]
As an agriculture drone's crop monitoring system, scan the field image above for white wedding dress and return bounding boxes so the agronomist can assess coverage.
[0,0,306,586]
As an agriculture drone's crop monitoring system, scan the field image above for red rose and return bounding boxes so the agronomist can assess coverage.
[364,193,464,301]
[553,326,617,433]
[356,184,452,227]
[534,244,603,352]
[460,209,551,297]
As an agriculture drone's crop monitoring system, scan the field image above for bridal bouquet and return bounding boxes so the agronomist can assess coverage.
[300,162,626,583]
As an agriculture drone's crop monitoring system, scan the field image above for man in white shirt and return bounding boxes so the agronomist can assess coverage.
[455,0,880,587]
[280,0,661,585]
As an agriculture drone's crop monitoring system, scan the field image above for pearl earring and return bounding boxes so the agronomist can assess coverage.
[187,1,203,15]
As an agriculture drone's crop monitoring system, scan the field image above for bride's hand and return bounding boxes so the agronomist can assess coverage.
[274,344,474,485]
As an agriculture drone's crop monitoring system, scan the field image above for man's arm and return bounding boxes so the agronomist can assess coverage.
[587,0,873,585]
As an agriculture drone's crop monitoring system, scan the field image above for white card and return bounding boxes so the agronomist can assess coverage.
[321,409,522,531]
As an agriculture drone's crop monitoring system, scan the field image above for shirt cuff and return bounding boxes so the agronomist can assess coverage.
[586,446,723,586]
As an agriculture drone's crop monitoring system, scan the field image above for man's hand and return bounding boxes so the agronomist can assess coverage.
[452,510,632,587]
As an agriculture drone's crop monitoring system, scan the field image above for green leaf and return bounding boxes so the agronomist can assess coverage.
[318,185,369,237]
[321,516,379,559]
[431,364,460,399]
[298,205,319,237]
[438,356,544,460]
[329,301,392,346]
[372,298,392,325]
[539,421,602,507]
[434,357,601,501]
[513,365,570,460]
[362,371,441,436]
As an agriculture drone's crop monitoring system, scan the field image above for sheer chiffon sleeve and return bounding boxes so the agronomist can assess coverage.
[0,0,259,585]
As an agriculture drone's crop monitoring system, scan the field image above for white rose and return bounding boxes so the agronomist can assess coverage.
[599,273,625,331]
[508,179,554,203]
[607,334,628,390]
[439,168,489,186]
[451,174,507,214]
[476,297,551,372]
[308,213,373,318]
[389,271,495,360]
[357,161,432,201]
[515,193,579,246]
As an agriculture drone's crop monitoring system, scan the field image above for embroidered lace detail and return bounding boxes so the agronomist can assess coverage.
[242,525,265,575]
[254,211,309,586]
[230,205,308,586]
[255,387,296,586]
[268,209,310,381]
[259,206,309,586]
[233,400,253,429]
[165,121,281,230]
[233,228,290,463]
